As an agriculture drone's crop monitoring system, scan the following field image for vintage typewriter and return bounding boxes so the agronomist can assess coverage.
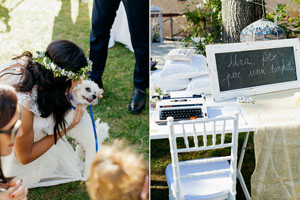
[154,95,208,124]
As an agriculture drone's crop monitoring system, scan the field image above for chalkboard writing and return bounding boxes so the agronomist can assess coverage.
[215,47,297,91]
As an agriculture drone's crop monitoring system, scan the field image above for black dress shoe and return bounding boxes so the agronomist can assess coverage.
[129,88,146,114]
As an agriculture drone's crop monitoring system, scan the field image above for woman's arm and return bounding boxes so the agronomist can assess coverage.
[14,105,83,164]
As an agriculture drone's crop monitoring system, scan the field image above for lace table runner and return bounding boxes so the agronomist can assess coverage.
[240,89,300,200]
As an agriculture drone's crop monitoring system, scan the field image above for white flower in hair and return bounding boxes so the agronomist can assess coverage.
[50,63,56,71]
[33,51,93,81]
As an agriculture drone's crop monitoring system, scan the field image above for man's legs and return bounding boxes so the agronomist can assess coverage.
[89,0,121,88]
[122,0,149,113]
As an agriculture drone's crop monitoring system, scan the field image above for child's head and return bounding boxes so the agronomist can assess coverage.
[87,139,148,200]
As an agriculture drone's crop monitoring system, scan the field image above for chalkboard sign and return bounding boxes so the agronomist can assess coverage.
[216,47,297,91]
[206,39,300,101]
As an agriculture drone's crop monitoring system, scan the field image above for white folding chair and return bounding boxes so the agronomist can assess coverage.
[165,114,239,200]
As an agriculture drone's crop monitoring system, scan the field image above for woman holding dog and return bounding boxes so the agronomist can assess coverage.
[0,40,92,188]
[0,84,28,200]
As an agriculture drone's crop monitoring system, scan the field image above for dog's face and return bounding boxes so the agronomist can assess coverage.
[72,80,103,106]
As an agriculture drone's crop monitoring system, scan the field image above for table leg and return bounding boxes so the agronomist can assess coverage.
[170,17,173,40]
[237,131,251,200]
[159,12,164,43]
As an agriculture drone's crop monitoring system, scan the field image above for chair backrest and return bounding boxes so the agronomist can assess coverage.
[167,114,239,200]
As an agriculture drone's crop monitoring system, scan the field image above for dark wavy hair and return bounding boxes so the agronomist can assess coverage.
[0,84,17,183]
[3,40,88,143]
[0,84,17,129]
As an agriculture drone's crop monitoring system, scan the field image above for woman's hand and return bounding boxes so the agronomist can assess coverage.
[0,180,28,200]
[68,105,84,131]
[140,175,149,200]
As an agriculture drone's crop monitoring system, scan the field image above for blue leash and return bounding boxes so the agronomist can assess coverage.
[72,105,98,152]
[88,105,98,152]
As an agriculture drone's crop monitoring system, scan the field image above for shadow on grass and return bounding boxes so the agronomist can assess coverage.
[0,0,24,33]
[151,188,169,200]
[52,0,90,50]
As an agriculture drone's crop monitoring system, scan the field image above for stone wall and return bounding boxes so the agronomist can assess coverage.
[151,0,197,40]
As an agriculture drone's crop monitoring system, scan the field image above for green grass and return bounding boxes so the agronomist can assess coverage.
[151,132,255,200]
[0,0,148,199]
[27,182,90,200]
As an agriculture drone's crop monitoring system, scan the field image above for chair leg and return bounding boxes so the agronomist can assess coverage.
[168,188,175,200]
[228,193,236,200]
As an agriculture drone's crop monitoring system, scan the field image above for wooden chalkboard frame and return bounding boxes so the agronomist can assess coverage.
[206,38,300,101]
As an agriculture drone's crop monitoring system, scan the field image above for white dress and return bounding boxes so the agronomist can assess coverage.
[0,59,86,188]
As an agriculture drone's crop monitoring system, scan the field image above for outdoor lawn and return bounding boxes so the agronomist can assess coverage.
[0,0,148,199]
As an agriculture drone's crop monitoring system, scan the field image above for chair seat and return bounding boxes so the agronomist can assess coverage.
[166,158,231,200]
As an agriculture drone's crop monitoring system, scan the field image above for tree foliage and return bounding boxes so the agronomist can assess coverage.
[182,0,222,55]
[267,3,300,38]
[183,0,300,55]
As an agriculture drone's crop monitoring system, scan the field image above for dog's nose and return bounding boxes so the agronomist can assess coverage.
[92,95,97,99]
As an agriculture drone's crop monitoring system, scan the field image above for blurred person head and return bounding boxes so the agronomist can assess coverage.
[0,84,20,156]
[0,83,19,183]
[87,139,149,200]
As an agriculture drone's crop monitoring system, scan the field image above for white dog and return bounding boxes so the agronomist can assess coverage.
[65,80,109,178]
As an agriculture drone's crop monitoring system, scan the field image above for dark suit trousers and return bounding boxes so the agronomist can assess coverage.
[89,0,149,90]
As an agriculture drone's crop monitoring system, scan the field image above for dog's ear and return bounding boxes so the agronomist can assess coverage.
[71,83,81,94]
[97,88,103,98]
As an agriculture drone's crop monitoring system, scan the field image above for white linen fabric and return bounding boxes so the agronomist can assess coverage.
[0,59,86,188]
[151,69,190,91]
[241,89,300,199]
[108,2,133,52]
[185,75,212,95]
[160,54,208,80]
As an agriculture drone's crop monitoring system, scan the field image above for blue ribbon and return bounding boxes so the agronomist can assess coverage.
[72,105,98,152]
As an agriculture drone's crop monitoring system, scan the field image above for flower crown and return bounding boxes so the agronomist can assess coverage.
[33,51,92,81]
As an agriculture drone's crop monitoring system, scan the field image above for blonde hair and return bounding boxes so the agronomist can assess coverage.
[87,139,148,200]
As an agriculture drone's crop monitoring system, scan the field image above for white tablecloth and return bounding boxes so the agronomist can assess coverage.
[109,2,133,52]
